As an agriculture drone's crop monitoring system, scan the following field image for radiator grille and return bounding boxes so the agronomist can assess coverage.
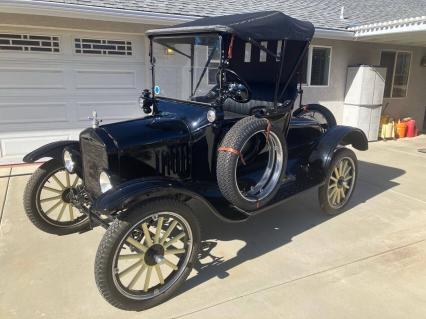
[80,136,108,196]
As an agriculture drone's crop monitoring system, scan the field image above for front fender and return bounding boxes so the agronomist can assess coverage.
[23,140,79,163]
[93,177,228,219]
[309,125,368,169]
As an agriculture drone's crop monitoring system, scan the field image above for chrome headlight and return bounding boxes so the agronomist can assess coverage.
[99,171,113,193]
[63,150,75,173]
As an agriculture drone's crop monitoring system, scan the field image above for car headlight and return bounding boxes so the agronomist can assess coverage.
[63,150,75,173]
[99,171,113,193]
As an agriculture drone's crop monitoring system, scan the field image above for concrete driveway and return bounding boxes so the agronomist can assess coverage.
[1,136,426,319]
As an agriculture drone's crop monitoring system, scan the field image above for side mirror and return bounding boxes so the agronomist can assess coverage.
[227,82,250,103]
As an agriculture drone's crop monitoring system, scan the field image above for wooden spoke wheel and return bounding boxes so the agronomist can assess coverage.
[24,159,90,235]
[318,148,358,215]
[95,199,200,311]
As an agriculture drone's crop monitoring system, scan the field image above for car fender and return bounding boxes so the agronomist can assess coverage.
[309,125,368,170]
[92,177,243,223]
[23,140,79,163]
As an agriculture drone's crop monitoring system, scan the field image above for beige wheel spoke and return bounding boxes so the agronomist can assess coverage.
[340,188,346,199]
[126,237,148,253]
[160,220,178,245]
[72,176,80,188]
[52,174,65,190]
[328,188,337,201]
[57,203,67,221]
[119,254,145,261]
[155,265,164,285]
[65,171,71,187]
[344,175,353,182]
[40,195,62,203]
[343,165,352,178]
[333,167,340,178]
[119,259,144,278]
[154,217,164,244]
[163,257,178,271]
[144,266,152,292]
[329,176,338,182]
[43,186,63,194]
[338,161,344,177]
[45,200,63,215]
[343,182,350,189]
[141,223,153,246]
[165,248,186,255]
[68,204,74,220]
[336,188,341,204]
[328,183,337,189]
[331,189,338,204]
[127,264,147,290]
[164,232,186,249]
[341,160,348,177]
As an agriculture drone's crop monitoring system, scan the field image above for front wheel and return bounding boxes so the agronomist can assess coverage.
[23,159,90,235]
[318,148,358,215]
[94,199,201,311]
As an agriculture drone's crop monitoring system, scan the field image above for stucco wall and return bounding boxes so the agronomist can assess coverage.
[305,38,426,129]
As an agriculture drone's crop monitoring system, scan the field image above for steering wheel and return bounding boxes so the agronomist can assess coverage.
[216,68,252,103]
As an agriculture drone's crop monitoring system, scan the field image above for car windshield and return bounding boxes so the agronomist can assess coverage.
[151,34,221,102]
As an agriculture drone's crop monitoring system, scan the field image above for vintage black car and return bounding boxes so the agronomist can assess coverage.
[23,11,368,310]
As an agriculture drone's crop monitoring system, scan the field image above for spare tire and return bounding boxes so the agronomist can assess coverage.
[217,116,287,211]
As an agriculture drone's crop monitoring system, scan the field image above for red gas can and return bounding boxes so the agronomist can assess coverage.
[406,119,416,138]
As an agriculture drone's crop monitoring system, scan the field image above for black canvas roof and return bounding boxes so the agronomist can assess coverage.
[146,11,315,41]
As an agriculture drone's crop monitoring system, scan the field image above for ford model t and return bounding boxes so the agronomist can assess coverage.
[23,11,367,310]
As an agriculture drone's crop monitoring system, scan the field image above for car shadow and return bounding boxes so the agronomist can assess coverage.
[177,160,405,295]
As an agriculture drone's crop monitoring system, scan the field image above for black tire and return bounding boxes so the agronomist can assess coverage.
[94,198,201,311]
[217,116,287,211]
[294,104,337,129]
[23,159,90,235]
[318,148,358,215]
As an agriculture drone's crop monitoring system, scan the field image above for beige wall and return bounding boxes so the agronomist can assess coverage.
[304,38,426,129]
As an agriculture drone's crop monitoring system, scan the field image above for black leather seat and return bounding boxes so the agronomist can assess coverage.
[223,83,297,115]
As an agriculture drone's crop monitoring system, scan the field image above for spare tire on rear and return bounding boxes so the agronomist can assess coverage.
[216,116,287,211]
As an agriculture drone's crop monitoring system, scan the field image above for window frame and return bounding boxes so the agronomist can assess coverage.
[380,49,412,99]
[207,45,221,85]
[303,45,332,87]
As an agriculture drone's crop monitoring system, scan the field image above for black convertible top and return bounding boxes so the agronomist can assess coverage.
[146,11,315,41]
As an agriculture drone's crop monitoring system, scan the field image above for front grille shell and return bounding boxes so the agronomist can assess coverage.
[80,135,108,196]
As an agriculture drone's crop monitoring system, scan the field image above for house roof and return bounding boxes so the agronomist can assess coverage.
[29,0,426,30]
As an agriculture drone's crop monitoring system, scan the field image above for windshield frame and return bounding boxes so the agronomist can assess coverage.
[149,33,223,106]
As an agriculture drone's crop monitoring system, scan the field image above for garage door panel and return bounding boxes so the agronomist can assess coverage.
[77,101,140,122]
[0,67,65,89]
[74,69,136,89]
[0,102,68,124]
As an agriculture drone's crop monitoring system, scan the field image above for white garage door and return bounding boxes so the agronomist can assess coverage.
[0,27,146,163]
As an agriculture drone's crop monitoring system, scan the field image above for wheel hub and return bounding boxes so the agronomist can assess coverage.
[61,188,73,203]
[144,244,165,266]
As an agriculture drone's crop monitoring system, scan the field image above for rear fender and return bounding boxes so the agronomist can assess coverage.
[309,125,368,170]
[23,140,79,163]
[92,177,243,223]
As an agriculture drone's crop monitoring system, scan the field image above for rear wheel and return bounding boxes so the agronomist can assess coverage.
[318,148,358,215]
[94,199,201,311]
[294,104,336,130]
[23,159,90,235]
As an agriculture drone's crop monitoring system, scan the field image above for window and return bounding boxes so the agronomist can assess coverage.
[259,41,268,62]
[0,33,60,53]
[207,45,221,85]
[75,38,132,56]
[244,42,252,62]
[380,51,411,98]
[300,46,331,86]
